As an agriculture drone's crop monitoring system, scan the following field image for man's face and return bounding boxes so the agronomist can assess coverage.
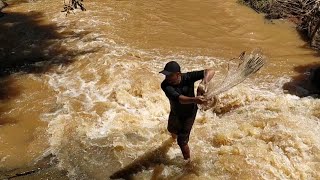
[166,72,181,85]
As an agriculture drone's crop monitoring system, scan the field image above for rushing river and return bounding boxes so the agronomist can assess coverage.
[0,0,319,179]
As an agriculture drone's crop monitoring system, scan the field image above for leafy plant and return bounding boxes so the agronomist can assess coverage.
[61,0,86,16]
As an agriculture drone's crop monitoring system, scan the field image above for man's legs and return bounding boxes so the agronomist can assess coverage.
[170,133,190,159]
[177,113,196,160]
[180,143,190,160]
[167,112,196,160]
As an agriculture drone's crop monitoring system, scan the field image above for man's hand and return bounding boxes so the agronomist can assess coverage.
[194,96,207,104]
[179,95,207,104]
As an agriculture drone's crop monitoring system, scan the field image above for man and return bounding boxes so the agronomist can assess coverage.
[159,61,214,160]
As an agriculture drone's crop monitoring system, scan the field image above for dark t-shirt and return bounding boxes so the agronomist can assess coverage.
[161,70,204,117]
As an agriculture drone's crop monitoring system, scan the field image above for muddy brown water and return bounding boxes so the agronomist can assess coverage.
[0,0,319,179]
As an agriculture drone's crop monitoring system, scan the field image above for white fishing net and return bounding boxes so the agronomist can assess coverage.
[199,49,266,111]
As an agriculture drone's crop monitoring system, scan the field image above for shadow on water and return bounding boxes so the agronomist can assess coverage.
[110,138,201,180]
[0,11,95,76]
[0,11,97,178]
[0,12,58,106]
[110,138,175,180]
[283,62,320,97]
[0,11,96,120]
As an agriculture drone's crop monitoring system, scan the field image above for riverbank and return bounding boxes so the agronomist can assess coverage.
[239,0,320,50]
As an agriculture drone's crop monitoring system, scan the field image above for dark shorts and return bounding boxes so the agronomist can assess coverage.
[167,111,197,147]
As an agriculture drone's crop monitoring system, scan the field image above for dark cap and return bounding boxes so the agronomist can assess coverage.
[159,61,181,76]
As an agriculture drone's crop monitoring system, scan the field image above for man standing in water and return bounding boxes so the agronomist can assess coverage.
[160,61,215,160]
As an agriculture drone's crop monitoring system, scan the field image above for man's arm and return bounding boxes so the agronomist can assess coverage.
[178,95,206,104]
[202,69,215,84]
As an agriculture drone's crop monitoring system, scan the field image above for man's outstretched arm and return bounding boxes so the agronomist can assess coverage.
[178,95,206,104]
[203,69,215,84]
[197,69,215,96]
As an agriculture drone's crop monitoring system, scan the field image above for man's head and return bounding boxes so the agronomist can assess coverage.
[160,61,182,85]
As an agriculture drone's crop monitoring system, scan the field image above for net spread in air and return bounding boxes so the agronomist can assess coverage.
[199,49,266,111]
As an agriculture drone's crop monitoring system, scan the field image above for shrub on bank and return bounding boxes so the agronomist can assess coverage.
[238,0,272,14]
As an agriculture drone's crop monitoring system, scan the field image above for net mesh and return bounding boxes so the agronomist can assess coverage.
[199,48,266,111]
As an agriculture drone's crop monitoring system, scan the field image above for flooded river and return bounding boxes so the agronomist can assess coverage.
[0,0,319,179]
